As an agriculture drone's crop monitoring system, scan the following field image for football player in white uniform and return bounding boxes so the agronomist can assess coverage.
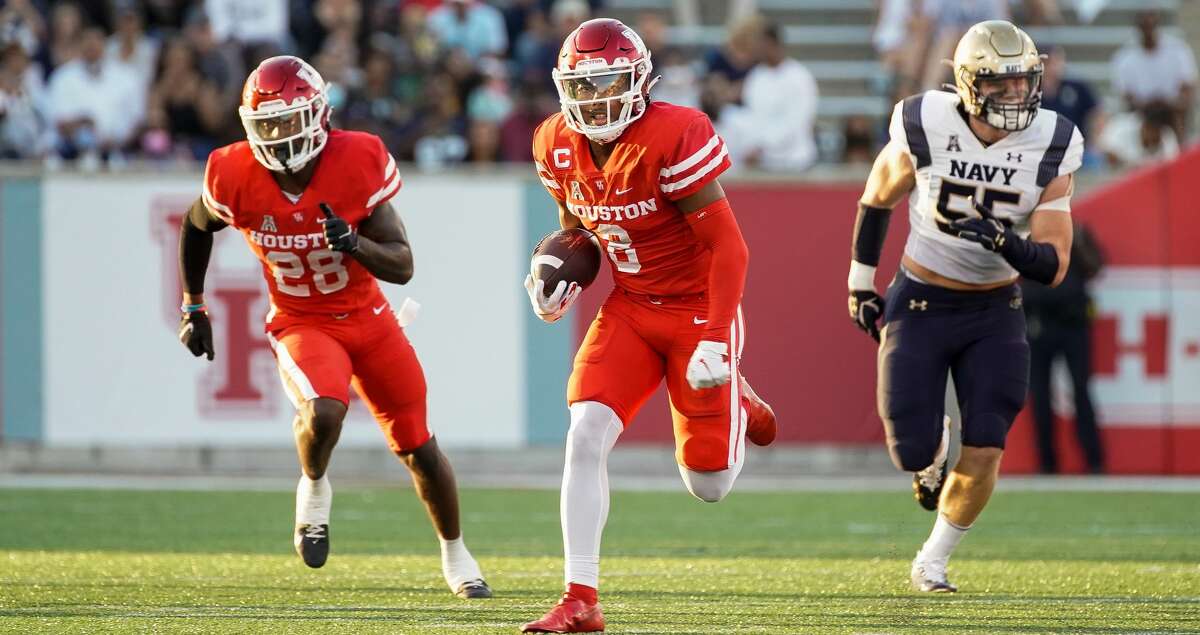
[846,21,1082,592]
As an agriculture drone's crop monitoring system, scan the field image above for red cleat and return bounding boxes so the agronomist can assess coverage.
[521,593,605,633]
[741,375,777,446]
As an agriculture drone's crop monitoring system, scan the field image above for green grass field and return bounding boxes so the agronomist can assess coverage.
[1,486,1198,634]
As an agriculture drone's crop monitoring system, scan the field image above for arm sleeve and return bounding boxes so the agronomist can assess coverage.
[179,200,221,295]
[364,136,402,211]
[532,120,566,203]
[202,151,237,226]
[687,198,748,343]
[659,113,731,202]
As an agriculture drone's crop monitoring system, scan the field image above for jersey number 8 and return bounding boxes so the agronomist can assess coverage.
[935,178,1020,235]
[594,223,642,274]
[267,249,349,297]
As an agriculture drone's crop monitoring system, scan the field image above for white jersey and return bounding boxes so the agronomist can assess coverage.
[890,90,1083,284]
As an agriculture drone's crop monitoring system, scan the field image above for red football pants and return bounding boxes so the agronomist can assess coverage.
[567,290,746,471]
[267,302,429,454]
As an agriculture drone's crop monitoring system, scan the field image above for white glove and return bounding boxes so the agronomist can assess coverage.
[524,274,581,323]
[686,340,731,390]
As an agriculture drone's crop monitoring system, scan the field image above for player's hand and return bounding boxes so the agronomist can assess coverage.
[952,198,1010,253]
[318,202,358,253]
[524,274,580,323]
[848,290,885,342]
[686,340,730,390]
[179,310,215,361]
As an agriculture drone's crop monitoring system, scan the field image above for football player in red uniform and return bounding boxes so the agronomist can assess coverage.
[176,56,490,599]
[521,19,777,633]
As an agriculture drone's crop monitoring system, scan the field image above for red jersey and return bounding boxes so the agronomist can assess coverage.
[202,129,402,328]
[532,102,732,297]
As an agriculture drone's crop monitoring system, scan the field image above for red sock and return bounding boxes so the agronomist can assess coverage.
[567,583,597,605]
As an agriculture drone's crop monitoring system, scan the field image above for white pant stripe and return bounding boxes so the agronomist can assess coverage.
[726,305,746,467]
[267,333,318,409]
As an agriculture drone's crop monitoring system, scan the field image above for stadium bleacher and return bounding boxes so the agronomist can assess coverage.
[606,0,1185,120]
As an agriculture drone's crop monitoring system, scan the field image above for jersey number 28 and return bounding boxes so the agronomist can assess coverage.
[267,250,349,296]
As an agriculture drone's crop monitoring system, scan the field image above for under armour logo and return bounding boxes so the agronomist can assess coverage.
[261,215,277,232]
[946,135,961,152]
[1007,152,1022,162]
[909,299,928,311]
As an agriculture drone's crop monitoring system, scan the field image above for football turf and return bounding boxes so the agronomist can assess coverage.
[1,486,1197,634]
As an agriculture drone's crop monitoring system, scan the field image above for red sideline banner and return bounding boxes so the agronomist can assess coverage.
[575,148,1200,475]
[1006,146,1200,475]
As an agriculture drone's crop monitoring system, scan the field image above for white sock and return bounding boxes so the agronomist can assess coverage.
[919,513,970,561]
[439,535,483,590]
[562,401,623,589]
[295,474,332,526]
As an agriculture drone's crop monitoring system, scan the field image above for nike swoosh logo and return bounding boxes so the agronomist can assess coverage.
[693,317,708,324]
[373,304,387,315]
[615,187,633,195]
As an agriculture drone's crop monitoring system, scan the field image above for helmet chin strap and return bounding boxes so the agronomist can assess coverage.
[646,74,661,95]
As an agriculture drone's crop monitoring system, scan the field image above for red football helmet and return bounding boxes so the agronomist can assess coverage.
[553,18,657,144]
[239,56,331,173]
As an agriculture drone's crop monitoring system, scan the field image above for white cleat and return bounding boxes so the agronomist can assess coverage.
[911,552,958,593]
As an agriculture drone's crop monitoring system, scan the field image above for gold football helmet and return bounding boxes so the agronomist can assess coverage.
[952,20,1043,131]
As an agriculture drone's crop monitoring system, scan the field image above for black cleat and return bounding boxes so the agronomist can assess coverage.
[913,464,946,511]
[455,578,493,599]
[913,415,952,511]
[295,523,329,568]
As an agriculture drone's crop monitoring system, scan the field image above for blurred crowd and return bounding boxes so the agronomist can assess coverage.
[0,0,607,168]
[873,1,1196,170]
[0,0,1194,172]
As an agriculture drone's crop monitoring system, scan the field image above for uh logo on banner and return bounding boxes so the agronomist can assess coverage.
[1086,268,1200,426]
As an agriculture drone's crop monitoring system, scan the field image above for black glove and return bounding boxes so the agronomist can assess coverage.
[179,311,214,361]
[951,199,1011,253]
[319,202,358,253]
[848,289,885,342]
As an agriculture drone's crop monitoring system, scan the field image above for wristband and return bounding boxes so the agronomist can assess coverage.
[848,260,877,291]
[181,302,207,313]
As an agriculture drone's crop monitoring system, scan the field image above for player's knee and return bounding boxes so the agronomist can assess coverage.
[396,434,438,467]
[961,411,1011,451]
[887,436,938,472]
[680,469,734,503]
[957,444,1003,477]
[299,398,347,439]
[565,401,622,466]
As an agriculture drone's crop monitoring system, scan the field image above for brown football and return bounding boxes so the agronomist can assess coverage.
[530,228,602,295]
